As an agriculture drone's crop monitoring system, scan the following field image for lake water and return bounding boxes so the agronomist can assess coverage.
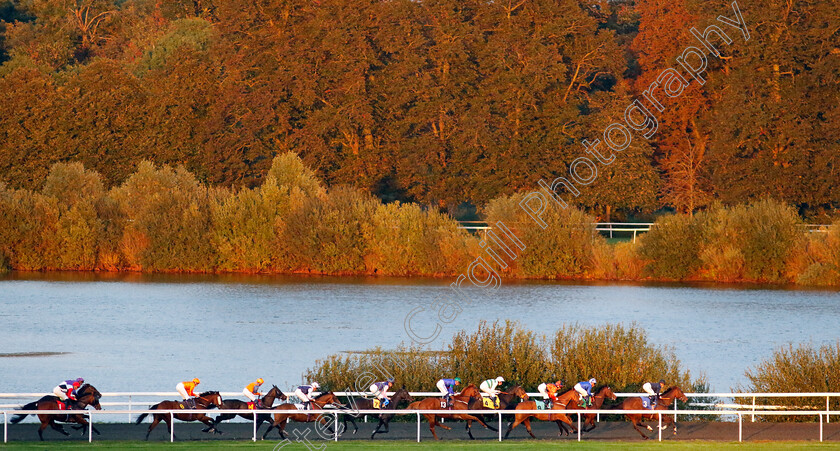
[0,272,838,394]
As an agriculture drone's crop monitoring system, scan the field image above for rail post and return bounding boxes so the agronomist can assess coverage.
[827,396,831,423]
[674,396,678,423]
[577,412,581,442]
[252,411,257,442]
[738,412,742,442]
[820,413,823,442]
[88,411,92,443]
[658,412,662,442]
[416,411,420,442]
[170,411,174,442]
[498,412,502,441]
[4,411,8,443]
[128,395,132,423]
[333,411,338,442]
[751,396,756,422]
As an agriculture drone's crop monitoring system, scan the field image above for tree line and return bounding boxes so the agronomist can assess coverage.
[0,0,838,219]
[1,156,838,286]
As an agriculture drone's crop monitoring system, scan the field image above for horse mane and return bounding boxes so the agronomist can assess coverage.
[662,385,680,395]
[315,391,333,399]
[199,391,219,397]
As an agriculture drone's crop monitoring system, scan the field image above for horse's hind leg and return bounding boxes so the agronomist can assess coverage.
[38,421,50,441]
[524,418,536,438]
[145,416,161,440]
[50,420,69,436]
[199,415,219,434]
[631,420,651,439]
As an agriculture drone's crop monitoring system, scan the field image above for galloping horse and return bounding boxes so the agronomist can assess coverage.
[10,384,103,441]
[613,386,687,439]
[463,385,529,438]
[558,385,617,433]
[135,391,223,440]
[262,392,343,440]
[504,388,578,438]
[407,384,497,440]
[212,385,287,432]
[360,387,413,439]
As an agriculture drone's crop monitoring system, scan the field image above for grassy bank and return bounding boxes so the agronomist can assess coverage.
[0,157,837,285]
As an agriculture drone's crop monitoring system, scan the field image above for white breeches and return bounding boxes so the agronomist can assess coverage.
[369,384,389,399]
[480,385,498,396]
[176,383,190,400]
[436,380,449,395]
[537,383,549,400]
[243,389,257,402]
[642,383,656,396]
[53,387,68,400]
[295,389,313,403]
[574,383,588,398]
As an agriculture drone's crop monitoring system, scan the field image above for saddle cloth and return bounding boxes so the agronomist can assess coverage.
[641,397,654,409]
[481,397,500,409]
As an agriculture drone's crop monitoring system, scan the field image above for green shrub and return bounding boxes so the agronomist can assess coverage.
[794,220,840,286]
[365,201,477,276]
[483,193,600,278]
[448,321,549,391]
[282,186,377,274]
[637,213,702,279]
[305,321,702,395]
[739,342,840,420]
[109,161,217,271]
[550,323,697,393]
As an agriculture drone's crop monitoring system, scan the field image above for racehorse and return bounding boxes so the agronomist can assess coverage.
[10,384,103,441]
[504,387,579,438]
[262,391,344,440]
[463,385,529,438]
[348,386,414,439]
[212,385,286,432]
[558,385,617,433]
[135,391,223,440]
[406,384,497,440]
[613,386,687,439]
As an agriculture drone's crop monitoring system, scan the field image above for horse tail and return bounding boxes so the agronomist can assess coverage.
[10,401,39,424]
[135,403,160,424]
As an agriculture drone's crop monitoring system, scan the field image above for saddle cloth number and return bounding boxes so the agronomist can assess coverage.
[481,397,499,409]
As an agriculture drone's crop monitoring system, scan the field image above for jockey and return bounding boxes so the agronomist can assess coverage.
[436,377,460,407]
[369,378,395,408]
[574,378,596,407]
[643,379,666,407]
[176,378,201,408]
[53,378,82,402]
[537,380,563,407]
[295,382,320,409]
[479,376,505,401]
[244,378,265,407]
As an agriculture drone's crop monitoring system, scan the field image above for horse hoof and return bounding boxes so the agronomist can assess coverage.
[646,426,653,431]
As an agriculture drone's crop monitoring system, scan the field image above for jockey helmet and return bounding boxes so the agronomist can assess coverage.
[193,378,200,384]
[555,380,563,387]
[72,380,81,388]
[589,378,597,386]
[454,377,461,383]
[311,382,320,389]
[257,378,264,384]
[387,378,395,384]
[659,379,666,385]
[496,376,505,383]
